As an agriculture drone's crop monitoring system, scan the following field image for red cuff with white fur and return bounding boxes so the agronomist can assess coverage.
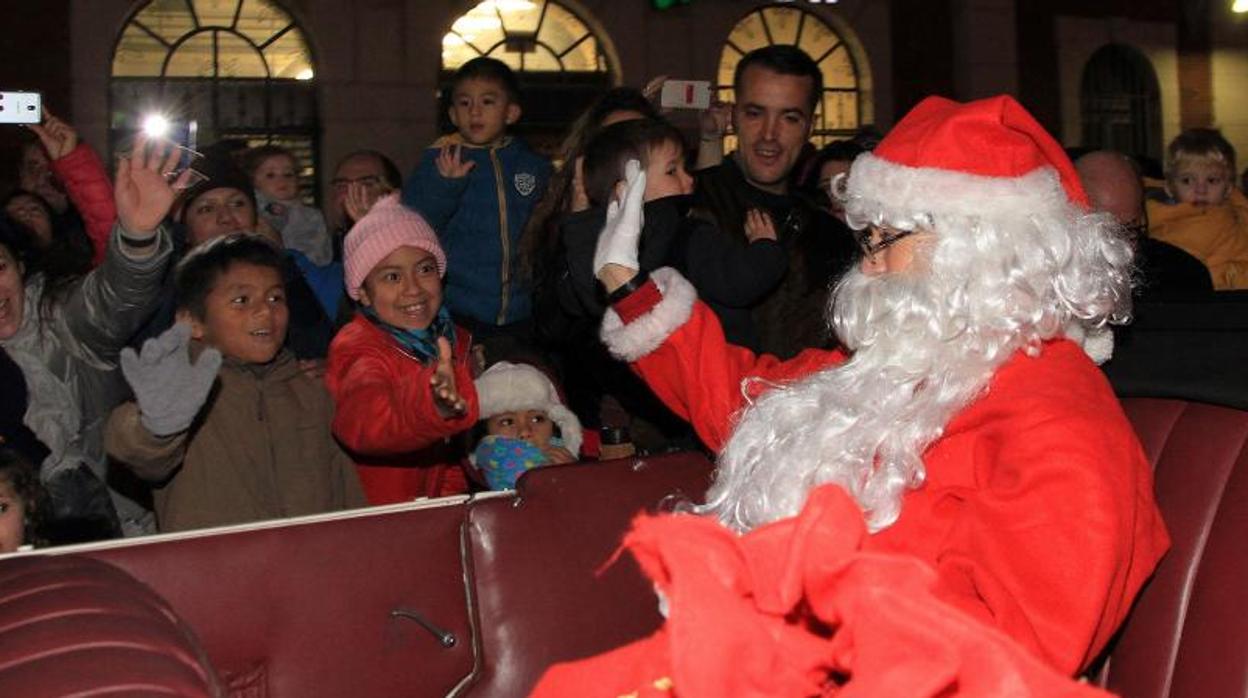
[600,268,696,362]
[613,279,663,324]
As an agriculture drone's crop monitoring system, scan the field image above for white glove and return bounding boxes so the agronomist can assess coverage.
[593,159,646,280]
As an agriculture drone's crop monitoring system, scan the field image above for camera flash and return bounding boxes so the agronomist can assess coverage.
[142,114,170,139]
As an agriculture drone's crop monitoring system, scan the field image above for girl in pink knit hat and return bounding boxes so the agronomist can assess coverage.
[325,194,479,504]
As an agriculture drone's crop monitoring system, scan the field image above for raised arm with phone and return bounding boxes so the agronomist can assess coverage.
[0,91,42,125]
[0,133,189,539]
[28,108,117,267]
[645,76,729,171]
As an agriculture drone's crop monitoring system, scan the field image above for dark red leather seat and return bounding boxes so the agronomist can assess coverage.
[1097,398,1248,698]
[0,456,713,697]
[463,453,713,696]
[84,501,476,697]
[0,404,1241,697]
[0,554,220,697]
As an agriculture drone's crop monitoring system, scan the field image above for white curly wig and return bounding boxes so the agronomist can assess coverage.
[700,151,1135,534]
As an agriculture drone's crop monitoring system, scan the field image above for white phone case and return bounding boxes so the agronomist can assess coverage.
[660,80,712,110]
[0,91,42,124]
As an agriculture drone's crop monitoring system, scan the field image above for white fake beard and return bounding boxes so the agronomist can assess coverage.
[702,267,1016,534]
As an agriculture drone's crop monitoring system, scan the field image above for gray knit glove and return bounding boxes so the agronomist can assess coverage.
[120,323,222,437]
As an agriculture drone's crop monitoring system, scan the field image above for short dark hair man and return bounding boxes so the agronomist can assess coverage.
[731,44,823,193]
[695,45,856,359]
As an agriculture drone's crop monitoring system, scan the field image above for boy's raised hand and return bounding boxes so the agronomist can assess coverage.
[115,133,194,239]
[436,143,475,179]
[593,159,646,293]
[120,323,222,437]
[431,336,468,418]
[27,108,79,160]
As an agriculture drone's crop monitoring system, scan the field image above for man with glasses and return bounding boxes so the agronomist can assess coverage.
[535,95,1169,693]
[1075,150,1212,300]
[327,150,403,257]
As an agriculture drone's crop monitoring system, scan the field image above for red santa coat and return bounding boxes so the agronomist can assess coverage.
[325,314,478,504]
[600,268,1170,675]
[534,486,1118,697]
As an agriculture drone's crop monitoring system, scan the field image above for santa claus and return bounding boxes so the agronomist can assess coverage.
[538,95,1169,695]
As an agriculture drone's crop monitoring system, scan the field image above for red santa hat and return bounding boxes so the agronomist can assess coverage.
[844,95,1088,223]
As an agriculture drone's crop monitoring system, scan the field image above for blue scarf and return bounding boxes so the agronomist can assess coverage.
[362,305,456,364]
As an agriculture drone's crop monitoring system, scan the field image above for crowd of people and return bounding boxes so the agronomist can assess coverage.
[8,37,1246,690]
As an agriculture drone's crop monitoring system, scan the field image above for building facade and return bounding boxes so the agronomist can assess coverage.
[1,1,1245,195]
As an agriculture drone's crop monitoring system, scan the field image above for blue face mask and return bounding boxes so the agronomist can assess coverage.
[472,434,564,490]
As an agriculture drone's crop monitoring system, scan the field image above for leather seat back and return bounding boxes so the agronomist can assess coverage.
[462,453,714,697]
[83,500,476,697]
[0,555,221,697]
[1104,398,1248,698]
[5,455,713,698]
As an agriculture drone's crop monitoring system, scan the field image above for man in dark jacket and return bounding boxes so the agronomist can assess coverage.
[695,45,858,359]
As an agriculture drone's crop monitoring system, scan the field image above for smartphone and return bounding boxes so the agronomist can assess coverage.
[122,116,206,190]
[0,91,42,125]
[165,118,200,172]
[659,80,712,110]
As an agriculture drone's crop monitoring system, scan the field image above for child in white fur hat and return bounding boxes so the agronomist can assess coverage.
[471,361,583,490]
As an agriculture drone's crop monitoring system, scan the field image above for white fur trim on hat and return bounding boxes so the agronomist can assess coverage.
[844,153,1073,225]
[600,267,696,363]
[474,362,582,457]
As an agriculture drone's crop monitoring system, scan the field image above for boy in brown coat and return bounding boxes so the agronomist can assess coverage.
[106,234,365,532]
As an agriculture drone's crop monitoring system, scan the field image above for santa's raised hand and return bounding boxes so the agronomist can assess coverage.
[594,159,646,294]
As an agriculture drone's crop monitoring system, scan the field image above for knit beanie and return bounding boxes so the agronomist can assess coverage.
[474,361,583,458]
[177,156,256,222]
[343,193,446,301]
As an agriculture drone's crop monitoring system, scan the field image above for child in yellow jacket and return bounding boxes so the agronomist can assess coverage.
[1147,127,1248,289]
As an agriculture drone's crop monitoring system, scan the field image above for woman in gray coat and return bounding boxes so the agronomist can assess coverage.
[0,136,189,539]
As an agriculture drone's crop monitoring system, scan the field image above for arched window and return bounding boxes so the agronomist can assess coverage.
[1080,44,1162,161]
[441,0,616,154]
[110,0,320,201]
[718,4,864,150]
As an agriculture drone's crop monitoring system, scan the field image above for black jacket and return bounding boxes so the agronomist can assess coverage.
[1135,238,1214,301]
[695,157,857,359]
[552,196,788,351]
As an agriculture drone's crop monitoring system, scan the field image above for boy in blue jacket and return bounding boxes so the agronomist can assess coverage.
[403,57,551,355]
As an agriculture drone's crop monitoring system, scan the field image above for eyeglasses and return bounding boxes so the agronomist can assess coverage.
[855,225,920,259]
[330,174,383,191]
